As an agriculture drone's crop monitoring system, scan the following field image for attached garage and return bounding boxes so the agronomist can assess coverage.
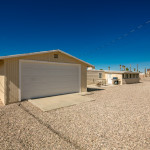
[0,50,94,105]
[20,60,81,100]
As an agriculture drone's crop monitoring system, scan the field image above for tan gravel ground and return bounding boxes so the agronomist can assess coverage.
[0,78,150,150]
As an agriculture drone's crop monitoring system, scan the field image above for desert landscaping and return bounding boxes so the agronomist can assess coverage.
[1,1,150,150]
[0,78,150,150]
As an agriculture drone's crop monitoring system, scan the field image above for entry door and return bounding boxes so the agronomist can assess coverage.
[20,60,81,100]
[107,74,112,84]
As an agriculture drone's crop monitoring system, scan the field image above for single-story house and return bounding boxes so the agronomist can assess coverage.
[87,70,106,85]
[139,73,145,79]
[147,69,150,77]
[105,71,139,85]
[87,70,140,85]
[0,49,94,105]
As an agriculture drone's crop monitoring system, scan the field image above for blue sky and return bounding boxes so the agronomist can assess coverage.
[0,0,150,72]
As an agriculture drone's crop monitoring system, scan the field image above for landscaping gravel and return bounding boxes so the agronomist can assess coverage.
[0,78,150,150]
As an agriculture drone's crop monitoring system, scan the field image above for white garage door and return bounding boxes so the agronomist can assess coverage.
[20,60,81,100]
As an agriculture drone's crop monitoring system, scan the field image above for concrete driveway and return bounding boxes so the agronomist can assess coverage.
[28,93,95,111]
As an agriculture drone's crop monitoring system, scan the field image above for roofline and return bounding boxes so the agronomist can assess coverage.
[58,50,94,68]
[104,70,139,74]
[0,49,58,60]
[87,70,104,72]
[0,49,94,68]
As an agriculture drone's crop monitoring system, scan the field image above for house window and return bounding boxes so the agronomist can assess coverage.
[123,74,125,79]
[99,73,102,78]
[54,54,58,58]
[124,74,126,78]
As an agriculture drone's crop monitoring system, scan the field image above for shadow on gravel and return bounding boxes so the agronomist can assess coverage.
[18,103,83,150]
[127,82,143,84]
[87,88,105,92]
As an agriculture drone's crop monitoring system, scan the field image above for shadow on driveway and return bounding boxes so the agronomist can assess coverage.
[87,88,105,92]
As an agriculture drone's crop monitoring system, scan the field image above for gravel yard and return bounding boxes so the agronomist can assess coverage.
[1,78,150,150]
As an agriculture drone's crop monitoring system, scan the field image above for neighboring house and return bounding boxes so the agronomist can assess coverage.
[87,70,106,85]
[87,70,140,85]
[139,73,145,79]
[147,69,150,77]
[0,50,94,105]
[105,71,140,85]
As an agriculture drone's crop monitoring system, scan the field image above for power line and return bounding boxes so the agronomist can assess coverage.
[96,19,150,50]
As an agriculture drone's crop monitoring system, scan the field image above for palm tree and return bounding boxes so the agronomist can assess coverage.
[120,65,122,71]
[122,65,124,71]
[122,65,125,71]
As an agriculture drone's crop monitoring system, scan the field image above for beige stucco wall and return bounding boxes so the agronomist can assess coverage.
[105,73,123,85]
[87,70,106,85]
[4,52,87,104]
[105,73,140,85]
[139,74,145,80]
[0,61,4,104]
[122,78,139,84]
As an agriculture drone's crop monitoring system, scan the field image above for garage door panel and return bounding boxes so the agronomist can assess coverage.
[20,61,81,100]
[21,76,79,85]
[22,69,79,77]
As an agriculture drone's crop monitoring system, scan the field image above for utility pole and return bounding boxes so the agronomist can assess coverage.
[145,68,147,77]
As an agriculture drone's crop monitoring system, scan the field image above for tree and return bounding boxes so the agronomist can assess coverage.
[126,68,129,71]
[134,68,136,71]
[108,66,110,70]
[122,65,125,71]
[99,69,103,70]
[120,65,122,71]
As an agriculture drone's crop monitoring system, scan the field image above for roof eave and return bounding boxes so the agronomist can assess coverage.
[58,50,94,68]
[0,49,95,68]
